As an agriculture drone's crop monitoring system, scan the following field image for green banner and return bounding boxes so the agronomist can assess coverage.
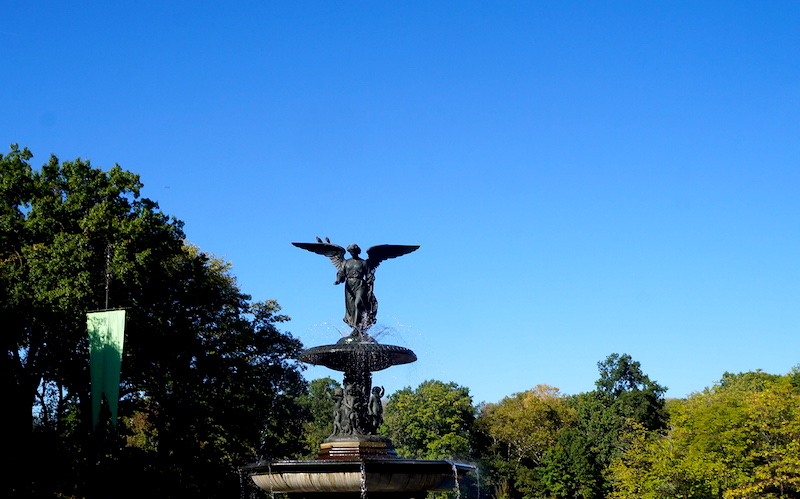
[87,310,126,430]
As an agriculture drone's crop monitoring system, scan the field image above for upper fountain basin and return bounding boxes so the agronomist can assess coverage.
[298,342,417,372]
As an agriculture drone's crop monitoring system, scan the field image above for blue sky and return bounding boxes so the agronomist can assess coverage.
[4,1,799,404]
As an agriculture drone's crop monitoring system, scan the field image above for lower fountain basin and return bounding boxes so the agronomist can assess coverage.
[243,459,474,498]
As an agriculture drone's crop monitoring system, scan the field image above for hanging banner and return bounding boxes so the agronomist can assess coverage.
[87,310,126,430]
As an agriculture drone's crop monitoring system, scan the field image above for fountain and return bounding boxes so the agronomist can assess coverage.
[242,240,474,498]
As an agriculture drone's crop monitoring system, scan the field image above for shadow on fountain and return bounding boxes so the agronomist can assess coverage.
[242,333,475,498]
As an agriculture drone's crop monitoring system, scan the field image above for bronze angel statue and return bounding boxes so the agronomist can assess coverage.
[292,239,419,336]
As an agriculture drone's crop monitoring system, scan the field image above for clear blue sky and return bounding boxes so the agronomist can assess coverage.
[4,1,798,404]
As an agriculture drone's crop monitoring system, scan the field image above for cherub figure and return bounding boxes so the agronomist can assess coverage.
[368,385,385,432]
[330,386,344,436]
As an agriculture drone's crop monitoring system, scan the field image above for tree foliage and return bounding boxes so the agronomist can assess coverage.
[594,353,668,432]
[295,376,341,456]
[2,145,306,497]
[481,385,574,466]
[574,353,668,466]
[608,369,800,499]
[477,385,578,498]
[539,427,604,499]
[469,354,667,499]
[381,379,476,461]
[533,353,668,499]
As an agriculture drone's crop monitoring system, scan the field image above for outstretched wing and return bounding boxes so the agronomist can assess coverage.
[365,244,420,271]
[292,242,346,270]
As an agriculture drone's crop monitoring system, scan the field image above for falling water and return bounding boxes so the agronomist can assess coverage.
[450,461,461,499]
[267,462,275,499]
[360,461,368,499]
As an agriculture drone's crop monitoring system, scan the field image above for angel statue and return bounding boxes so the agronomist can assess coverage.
[292,239,419,337]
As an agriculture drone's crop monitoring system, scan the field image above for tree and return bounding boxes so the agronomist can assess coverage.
[581,353,667,463]
[728,376,800,498]
[381,380,476,461]
[606,421,720,499]
[2,145,306,497]
[480,385,575,465]
[477,384,577,498]
[607,369,800,498]
[595,353,668,432]
[559,353,668,498]
[296,377,341,456]
[2,144,185,494]
[539,428,604,499]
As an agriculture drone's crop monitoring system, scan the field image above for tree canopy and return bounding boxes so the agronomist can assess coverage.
[471,354,668,499]
[295,376,341,456]
[477,385,580,498]
[608,368,800,499]
[2,145,306,497]
[381,379,476,461]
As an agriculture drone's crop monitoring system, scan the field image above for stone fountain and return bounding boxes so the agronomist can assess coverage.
[242,240,474,498]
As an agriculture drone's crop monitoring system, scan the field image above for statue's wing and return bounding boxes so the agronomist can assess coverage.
[292,242,346,270]
[365,244,420,270]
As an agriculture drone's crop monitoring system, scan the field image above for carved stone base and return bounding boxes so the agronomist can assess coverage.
[318,438,398,460]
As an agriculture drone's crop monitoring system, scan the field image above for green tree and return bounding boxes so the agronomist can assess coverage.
[608,369,800,499]
[477,384,577,498]
[481,385,574,466]
[595,353,668,432]
[728,376,800,498]
[562,353,668,498]
[606,421,721,499]
[539,428,604,499]
[2,145,306,497]
[718,369,782,391]
[2,144,185,495]
[296,377,341,456]
[381,380,476,461]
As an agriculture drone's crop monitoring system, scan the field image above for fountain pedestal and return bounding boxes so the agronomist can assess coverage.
[317,436,398,459]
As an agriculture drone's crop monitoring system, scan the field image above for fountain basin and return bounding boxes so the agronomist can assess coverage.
[298,343,417,372]
[244,459,474,498]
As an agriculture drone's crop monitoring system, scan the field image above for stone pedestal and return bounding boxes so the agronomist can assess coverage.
[317,438,398,460]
